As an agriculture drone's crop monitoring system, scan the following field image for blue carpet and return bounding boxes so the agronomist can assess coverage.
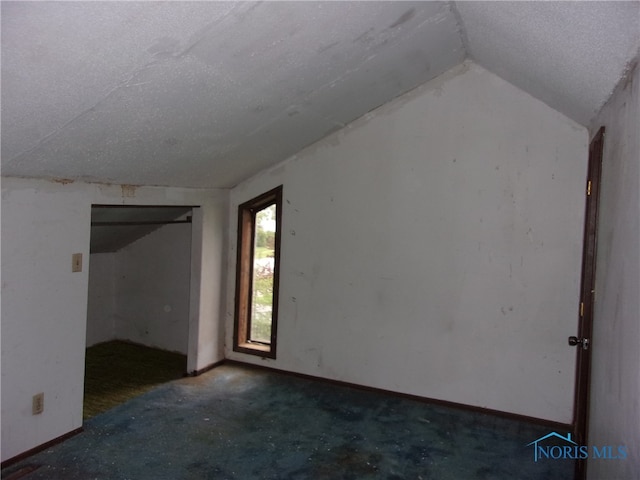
[2,364,575,479]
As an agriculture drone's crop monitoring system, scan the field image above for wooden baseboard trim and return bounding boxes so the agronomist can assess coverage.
[3,359,225,468]
[2,360,570,469]
[224,359,572,432]
[186,358,226,377]
[1,427,83,469]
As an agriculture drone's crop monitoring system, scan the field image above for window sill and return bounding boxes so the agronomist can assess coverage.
[234,342,275,358]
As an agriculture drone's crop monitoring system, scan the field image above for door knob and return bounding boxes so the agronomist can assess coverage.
[568,336,590,350]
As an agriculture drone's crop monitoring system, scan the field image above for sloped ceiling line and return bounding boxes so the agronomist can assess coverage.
[90,206,193,253]
[1,1,638,189]
[450,2,470,56]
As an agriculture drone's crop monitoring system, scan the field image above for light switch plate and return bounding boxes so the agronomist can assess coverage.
[72,253,82,272]
[33,392,44,415]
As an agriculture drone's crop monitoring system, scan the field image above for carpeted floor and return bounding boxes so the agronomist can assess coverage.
[3,364,575,480]
[83,340,187,419]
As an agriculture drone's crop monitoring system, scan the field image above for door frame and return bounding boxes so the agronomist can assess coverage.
[83,204,202,417]
[572,126,605,479]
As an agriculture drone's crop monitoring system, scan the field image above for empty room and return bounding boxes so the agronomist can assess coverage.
[1,2,638,479]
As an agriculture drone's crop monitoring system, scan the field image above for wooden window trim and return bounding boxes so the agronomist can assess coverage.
[233,186,282,358]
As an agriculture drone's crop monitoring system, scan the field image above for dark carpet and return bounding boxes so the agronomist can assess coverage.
[3,364,574,479]
[83,340,187,419]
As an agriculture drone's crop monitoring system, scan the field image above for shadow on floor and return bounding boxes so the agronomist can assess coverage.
[83,340,186,419]
[3,364,575,479]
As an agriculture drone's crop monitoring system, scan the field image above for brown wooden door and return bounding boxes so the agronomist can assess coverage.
[572,126,605,480]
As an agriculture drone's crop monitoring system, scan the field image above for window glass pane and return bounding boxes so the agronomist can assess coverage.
[234,185,281,358]
[250,204,276,343]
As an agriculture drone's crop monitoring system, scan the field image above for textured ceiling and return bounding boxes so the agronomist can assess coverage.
[456,1,640,125]
[2,1,638,189]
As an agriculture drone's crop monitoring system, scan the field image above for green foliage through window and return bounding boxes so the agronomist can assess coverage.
[234,186,282,358]
[250,204,276,343]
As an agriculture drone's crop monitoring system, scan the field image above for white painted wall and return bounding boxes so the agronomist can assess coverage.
[86,253,117,346]
[226,62,588,424]
[1,178,227,462]
[587,58,639,480]
[113,222,192,354]
[86,222,192,353]
[1,181,91,463]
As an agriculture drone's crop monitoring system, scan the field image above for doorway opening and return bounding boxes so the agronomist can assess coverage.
[84,205,196,419]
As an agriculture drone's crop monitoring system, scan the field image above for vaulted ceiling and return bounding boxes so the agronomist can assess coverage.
[2,1,639,189]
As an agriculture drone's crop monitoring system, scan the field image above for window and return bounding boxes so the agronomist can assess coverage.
[233,186,282,358]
